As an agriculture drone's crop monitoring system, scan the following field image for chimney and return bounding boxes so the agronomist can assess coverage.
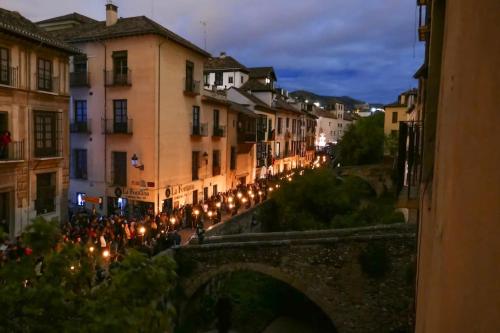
[220,52,226,58]
[106,2,118,26]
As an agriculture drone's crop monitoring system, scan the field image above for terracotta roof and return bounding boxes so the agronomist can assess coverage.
[314,110,337,119]
[37,12,98,25]
[273,99,302,115]
[45,15,209,57]
[233,87,271,110]
[240,79,274,92]
[413,64,427,79]
[0,8,79,54]
[229,102,258,118]
[204,55,248,72]
[384,102,405,108]
[249,67,277,81]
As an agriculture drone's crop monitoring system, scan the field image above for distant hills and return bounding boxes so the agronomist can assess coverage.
[290,90,365,110]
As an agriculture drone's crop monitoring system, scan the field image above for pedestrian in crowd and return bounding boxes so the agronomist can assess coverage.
[0,130,11,159]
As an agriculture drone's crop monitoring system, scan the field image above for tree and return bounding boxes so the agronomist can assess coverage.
[337,112,385,166]
[0,217,177,332]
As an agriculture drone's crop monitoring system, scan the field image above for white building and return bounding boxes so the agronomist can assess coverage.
[203,52,249,90]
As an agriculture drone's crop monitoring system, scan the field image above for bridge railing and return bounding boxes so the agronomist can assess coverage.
[188,223,416,245]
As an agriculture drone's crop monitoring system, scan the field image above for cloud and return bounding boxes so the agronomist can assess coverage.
[0,0,423,102]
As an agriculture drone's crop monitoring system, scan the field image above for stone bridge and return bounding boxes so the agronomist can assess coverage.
[336,164,394,195]
[173,223,416,333]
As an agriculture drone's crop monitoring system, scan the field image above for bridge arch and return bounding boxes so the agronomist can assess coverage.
[181,262,338,330]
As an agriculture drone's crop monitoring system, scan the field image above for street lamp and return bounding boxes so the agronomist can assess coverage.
[169,217,176,225]
[237,192,243,199]
[131,153,144,170]
[102,249,110,259]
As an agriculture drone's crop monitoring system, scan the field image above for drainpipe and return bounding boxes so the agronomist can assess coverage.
[157,40,166,213]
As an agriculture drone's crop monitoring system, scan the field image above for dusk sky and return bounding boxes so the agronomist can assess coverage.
[0,0,423,103]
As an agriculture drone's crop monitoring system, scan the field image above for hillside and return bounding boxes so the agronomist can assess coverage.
[290,90,365,110]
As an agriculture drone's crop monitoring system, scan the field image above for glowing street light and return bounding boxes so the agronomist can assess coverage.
[241,197,248,203]
[169,217,176,225]
[208,211,213,218]
[216,202,221,208]
[89,246,95,253]
[139,226,146,236]
[237,192,243,199]
[269,187,274,192]
[194,209,200,216]
[102,250,110,258]
[70,265,75,271]
[228,197,233,203]
[258,191,263,196]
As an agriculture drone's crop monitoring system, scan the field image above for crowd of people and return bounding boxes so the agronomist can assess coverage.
[0,168,313,267]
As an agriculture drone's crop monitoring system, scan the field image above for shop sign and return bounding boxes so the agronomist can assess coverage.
[84,196,101,204]
[131,180,155,188]
[122,188,151,201]
[169,183,197,197]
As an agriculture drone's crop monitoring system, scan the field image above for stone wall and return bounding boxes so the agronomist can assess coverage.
[175,224,416,333]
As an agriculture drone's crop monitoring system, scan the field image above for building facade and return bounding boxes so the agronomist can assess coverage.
[0,8,76,236]
[38,4,230,216]
[414,0,500,332]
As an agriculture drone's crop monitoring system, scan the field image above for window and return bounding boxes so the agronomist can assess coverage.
[213,109,220,128]
[192,151,200,180]
[285,141,289,156]
[212,150,221,176]
[292,119,297,134]
[256,142,266,167]
[37,58,52,91]
[192,190,198,205]
[185,60,194,91]
[112,152,127,186]
[113,100,128,133]
[0,47,10,85]
[228,76,233,84]
[204,187,209,201]
[34,111,60,157]
[277,118,282,134]
[73,55,87,73]
[392,112,398,123]
[275,142,281,157]
[73,149,87,179]
[192,106,200,132]
[36,172,56,215]
[241,75,244,84]
[74,100,87,126]
[230,146,236,170]
[113,51,128,77]
[286,118,290,128]
[204,74,209,85]
[215,71,223,86]
[213,185,218,196]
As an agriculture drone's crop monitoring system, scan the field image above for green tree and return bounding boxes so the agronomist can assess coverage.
[337,112,385,166]
[0,217,177,333]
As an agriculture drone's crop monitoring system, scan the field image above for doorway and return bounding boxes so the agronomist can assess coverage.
[0,191,12,235]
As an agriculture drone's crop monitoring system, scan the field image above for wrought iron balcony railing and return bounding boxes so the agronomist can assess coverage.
[0,140,24,161]
[190,123,208,137]
[0,66,19,88]
[184,78,201,95]
[212,125,226,138]
[35,74,59,93]
[105,70,132,86]
[70,119,92,134]
[102,118,133,135]
[70,71,90,87]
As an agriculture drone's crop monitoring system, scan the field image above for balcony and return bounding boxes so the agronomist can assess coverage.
[102,118,133,135]
[70,119,91,134]
[0,140,24,162]
[267,130,275,141]
[35,74,59,93]
[238,132,256,143]
[0,67,19,88]
[70,72,90,87]
[190,123,208,137]
[257,130,266,142]
[105,70,132,86]
[184,78,201,96]
[212,125,226,138]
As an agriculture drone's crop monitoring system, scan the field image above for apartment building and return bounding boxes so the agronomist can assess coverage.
[414,0,500,331]
[204,52,249,90]
[0,8,77,236]
[383,89,417,136]
[38,4,226,216]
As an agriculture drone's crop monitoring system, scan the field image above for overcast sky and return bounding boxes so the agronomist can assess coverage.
[0,0,423,103]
